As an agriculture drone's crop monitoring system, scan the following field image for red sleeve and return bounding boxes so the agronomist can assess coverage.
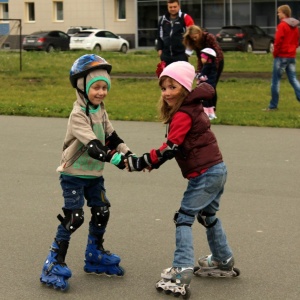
[184,14,194,27]
[149,112,192,163]
[273,22,285,58]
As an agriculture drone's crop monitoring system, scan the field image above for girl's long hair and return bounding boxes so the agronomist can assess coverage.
[182,25,204,50]
[158,77,189,124]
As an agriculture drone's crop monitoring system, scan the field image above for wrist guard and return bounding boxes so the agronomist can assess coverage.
[105,131,124,150]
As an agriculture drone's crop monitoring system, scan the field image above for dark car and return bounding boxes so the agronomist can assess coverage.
[216,25,274,53]
[22,30,70,52]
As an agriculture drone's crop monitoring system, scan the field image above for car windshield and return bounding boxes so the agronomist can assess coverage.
[67,29,79,35]
[220,28,242,35]
[74,32,93,37]
[30,31,47,36]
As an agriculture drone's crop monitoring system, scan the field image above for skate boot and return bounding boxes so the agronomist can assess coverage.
[155,267,193,299]
[40,240,72,291]
[194,254,240,277]
[84,234,124,276]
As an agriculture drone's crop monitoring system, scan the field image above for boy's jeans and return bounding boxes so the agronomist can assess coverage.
[269,57,300,109]
[55,175,110,242]
[173,162,233,268]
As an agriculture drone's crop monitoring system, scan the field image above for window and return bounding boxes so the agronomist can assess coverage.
[54,1,64,21]
[0,3,9,20]
[117,0,126,20]
[25,2,35,22]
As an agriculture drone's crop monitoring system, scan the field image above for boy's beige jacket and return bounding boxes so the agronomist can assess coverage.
[56,91,129,177]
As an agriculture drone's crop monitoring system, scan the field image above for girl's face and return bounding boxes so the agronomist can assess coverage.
[88,80,108,106]
[160,78,184,107]
[189,33,201,42]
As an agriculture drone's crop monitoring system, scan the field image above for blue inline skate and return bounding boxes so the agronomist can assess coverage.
[40,240,72,291]
[84,234,124,276]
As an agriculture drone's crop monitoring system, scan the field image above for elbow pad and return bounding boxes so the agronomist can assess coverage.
[87,139,108,162]
[105,131,124,150]
[156,140,178,161]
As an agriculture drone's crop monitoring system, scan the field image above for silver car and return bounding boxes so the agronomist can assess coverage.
[70,29,129,53]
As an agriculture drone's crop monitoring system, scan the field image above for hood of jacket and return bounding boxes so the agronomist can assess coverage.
[282,17,300,28]
[182,82,215,106]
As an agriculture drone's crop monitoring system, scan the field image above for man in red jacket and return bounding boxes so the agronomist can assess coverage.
[264,4,300,111]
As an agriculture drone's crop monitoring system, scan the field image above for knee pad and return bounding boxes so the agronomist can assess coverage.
[197,210,218,228]
[91,206,110,228]
[173,208,194,228]
[57,208,84,233]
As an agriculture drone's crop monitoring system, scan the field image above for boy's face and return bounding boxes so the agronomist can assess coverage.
[277,9,285,20]
[88,80,108,106]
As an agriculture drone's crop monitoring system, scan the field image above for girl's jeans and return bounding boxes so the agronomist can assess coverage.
[55,175,110,242]
[173,162,233,268]
[269,57,300,109]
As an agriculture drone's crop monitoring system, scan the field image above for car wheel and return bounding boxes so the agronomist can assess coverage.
[267,42,274,53]
[246,43,253,53]
[93,44,101,52]
[46,45,55,52]
[120,44,128,54]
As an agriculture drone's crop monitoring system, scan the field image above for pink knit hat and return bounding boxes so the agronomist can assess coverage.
[159,61,195,92]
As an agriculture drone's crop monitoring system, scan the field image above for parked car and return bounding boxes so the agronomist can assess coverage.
[67,26,94,36]
[70,29,129,53]
[216,25,274,53]
[23,30,70,52]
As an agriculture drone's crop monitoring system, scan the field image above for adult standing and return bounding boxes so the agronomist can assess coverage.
[183,25,224,110]
[263,4,300,111]
[157,0,194,66]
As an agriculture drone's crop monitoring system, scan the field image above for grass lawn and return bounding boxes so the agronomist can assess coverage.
[0,50,299,128]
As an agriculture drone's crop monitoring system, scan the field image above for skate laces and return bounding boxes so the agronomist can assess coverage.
[162,267,193,279]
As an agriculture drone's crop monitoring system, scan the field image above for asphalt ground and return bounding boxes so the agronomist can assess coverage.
[0,115,299,300]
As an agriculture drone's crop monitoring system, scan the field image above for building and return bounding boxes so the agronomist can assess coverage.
[0,0,299,49]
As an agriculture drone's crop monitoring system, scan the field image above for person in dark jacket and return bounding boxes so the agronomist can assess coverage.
[157,0,194,66]
[183,25,224,110]
[126,61,239,298]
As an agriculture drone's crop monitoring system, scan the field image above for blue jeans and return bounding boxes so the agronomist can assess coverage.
[269,57,300,109]
[173,162,233,268]
[55,175,110,242]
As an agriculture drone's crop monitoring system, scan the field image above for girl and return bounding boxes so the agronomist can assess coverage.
[196,47,218,120]
[126,61,239,298]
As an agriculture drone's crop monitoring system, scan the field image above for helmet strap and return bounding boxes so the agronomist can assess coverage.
[75,76,91,116]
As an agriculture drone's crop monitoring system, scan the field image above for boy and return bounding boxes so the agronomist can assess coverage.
[40,54,132,290]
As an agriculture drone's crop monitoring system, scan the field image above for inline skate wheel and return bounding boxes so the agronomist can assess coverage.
[183,287,191,299]
[233,267,240,277]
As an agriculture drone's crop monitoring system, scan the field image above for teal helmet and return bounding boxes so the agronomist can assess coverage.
[70,54,112,88]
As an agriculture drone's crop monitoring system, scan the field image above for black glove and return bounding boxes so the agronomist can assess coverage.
[114,154,126,170]
[127,153,152,172]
